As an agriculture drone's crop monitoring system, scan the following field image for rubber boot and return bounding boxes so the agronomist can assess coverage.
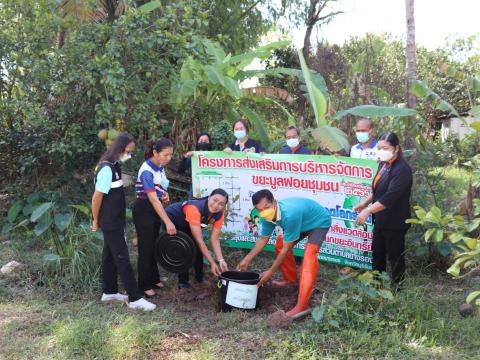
[286,243,320,317]
[273,233,297,286]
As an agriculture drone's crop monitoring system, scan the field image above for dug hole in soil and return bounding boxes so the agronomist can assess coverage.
[152,274,334,330]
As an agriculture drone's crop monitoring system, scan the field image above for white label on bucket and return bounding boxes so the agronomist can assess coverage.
[225,282,258,309]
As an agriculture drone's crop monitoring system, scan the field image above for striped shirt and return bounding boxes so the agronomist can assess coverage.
[135,159,169,199]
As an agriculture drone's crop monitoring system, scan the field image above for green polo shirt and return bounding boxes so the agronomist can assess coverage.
[259,197,331,242]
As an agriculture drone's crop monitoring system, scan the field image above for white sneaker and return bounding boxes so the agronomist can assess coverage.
[128,298,156,311]
[101,293,128,302]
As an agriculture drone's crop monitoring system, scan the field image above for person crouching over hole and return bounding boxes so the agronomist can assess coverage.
[165,189,229,289]
[237,189,331,318]
[133,138,176,299]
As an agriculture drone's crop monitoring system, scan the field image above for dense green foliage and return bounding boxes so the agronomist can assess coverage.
[1,0,202,186]
[0,0,277,189]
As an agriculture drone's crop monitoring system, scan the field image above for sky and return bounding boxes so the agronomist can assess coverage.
[245,0,479,87]
[289,0,480,50]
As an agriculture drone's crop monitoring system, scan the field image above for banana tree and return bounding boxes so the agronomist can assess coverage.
[171,38,293,149]
[296,49,350,153]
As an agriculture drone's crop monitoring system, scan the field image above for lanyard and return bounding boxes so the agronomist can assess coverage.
[373,163,389,189]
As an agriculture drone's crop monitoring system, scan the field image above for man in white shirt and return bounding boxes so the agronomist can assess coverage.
[350,118,378,160]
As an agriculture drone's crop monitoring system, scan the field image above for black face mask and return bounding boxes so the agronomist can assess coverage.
[196,142,212,151]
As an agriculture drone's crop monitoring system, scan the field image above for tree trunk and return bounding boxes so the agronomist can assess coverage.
[300,18,315,124]
[299,0,340,129]
[303,25,314,65]
[58,30,66,48]
[405,0,416,148]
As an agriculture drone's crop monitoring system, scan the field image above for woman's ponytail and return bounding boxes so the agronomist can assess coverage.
[144,137,173,160]
[144,139,155,160]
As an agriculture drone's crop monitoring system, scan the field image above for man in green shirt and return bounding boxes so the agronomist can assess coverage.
[237,189,331,318]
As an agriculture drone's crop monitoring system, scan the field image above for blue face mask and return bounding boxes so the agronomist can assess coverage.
[234,130,246,140]
[286,138,299,148]
[160,176,169,190]
[356,132,370,144]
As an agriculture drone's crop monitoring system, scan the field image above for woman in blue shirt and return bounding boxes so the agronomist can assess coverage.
[91,133,155,311]
[133,138,176,299]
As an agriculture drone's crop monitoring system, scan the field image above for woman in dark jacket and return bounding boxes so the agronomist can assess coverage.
[354,132,412,285]
[178,132,212,198]
[223,118,265,154]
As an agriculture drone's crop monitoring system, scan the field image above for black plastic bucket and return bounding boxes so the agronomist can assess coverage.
[218,271,260,312]
[155,231,197,273]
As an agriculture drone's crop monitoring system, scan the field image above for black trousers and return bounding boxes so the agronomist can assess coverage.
[133,199,162,292]
[372,228,407,284]
[102,227,141,302]
[178,228,204,284]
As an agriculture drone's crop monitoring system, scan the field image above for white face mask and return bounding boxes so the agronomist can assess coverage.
[234,130,246,140]
[119,153,132,163]
[377,149,394,162]
[286,138,300,148]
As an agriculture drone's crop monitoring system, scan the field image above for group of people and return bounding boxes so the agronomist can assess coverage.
[91,116,412,316]
[91,135,230,311]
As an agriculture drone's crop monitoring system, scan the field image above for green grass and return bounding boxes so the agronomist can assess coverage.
[1,235,479,359]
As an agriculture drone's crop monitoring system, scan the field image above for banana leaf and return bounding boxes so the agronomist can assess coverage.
[249,96,296,126]
[239,107,270,149]
[297,49,327,127]
[311,126,350,153]
[227,41,290,70]
[200,38,226,63]
[237,67,329,100]
[223,77,243,98]
[138,0,161,13]
[333,105,416,120]
[410,80,459,117]
[296,49,349,153]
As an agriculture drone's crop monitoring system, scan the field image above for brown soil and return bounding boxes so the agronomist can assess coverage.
[150,274,334,320]
[155,332,200,359]
[266,310,293,330]
[459,303,474,317]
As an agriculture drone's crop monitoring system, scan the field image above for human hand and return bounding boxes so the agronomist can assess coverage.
[90,220,98,232]
[166,221,176,235]
[184,151,193,158]
[161,192,170,203]
[257,269,273,288]
[353,203,366,213]
[236,258,250,271]
[224,147,233,154]
[210,262,221,276]
[219,259,229,272]
[244,147,256,153]
[355,208,370,225]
